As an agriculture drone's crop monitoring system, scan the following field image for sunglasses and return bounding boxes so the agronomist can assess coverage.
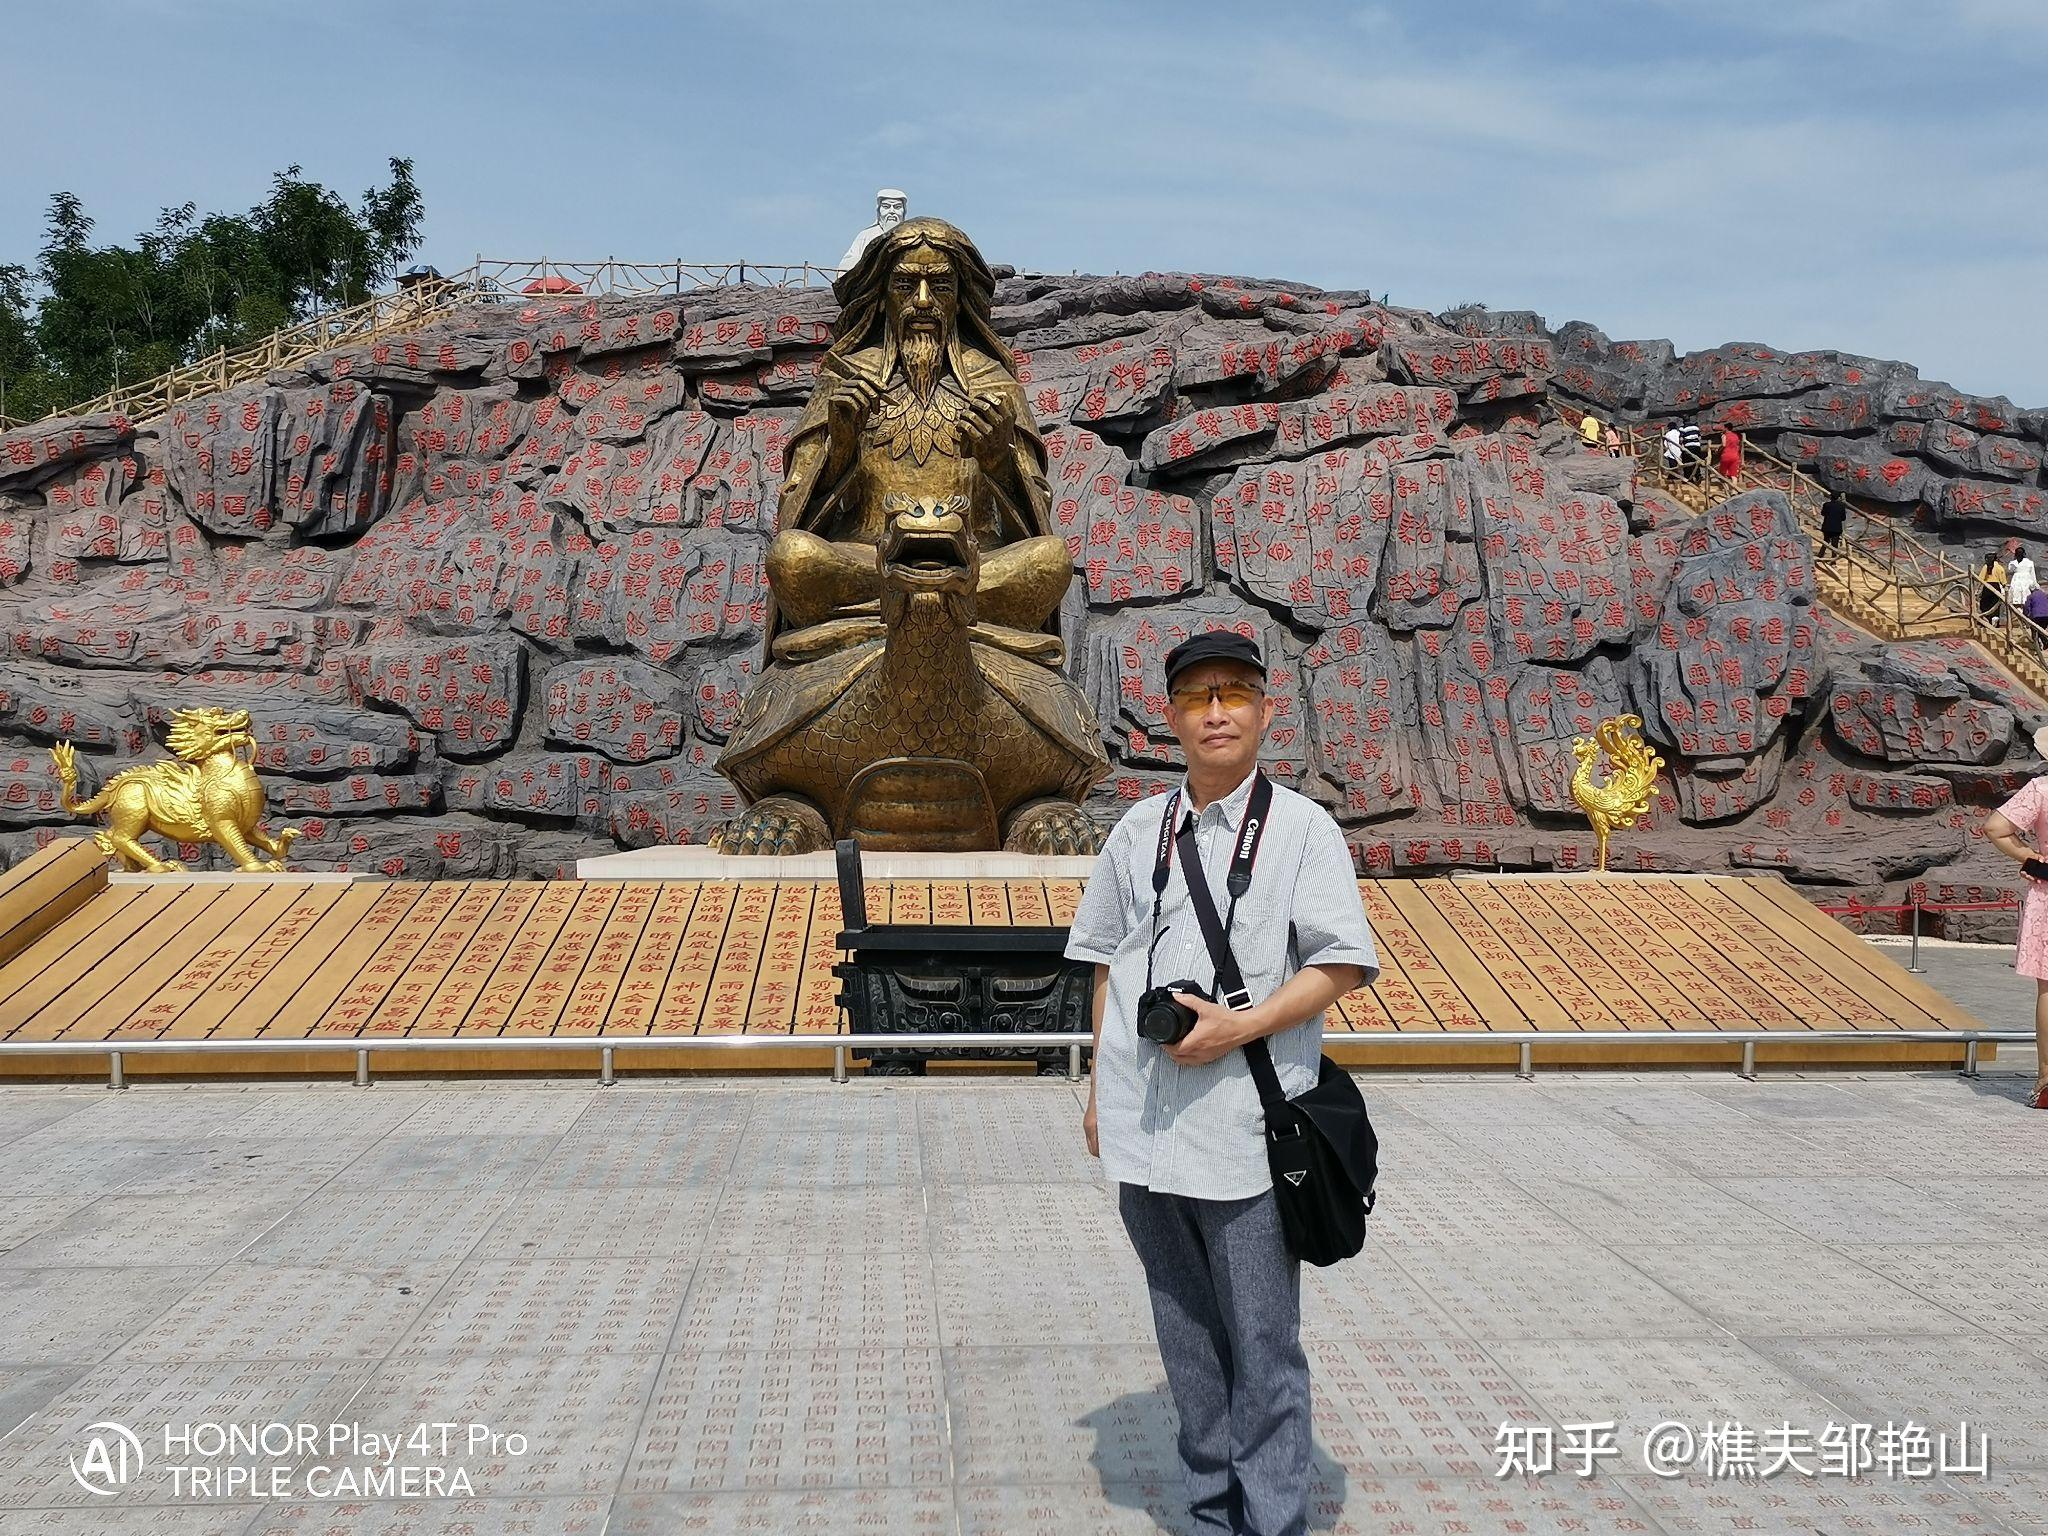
[1168,682,1266,712]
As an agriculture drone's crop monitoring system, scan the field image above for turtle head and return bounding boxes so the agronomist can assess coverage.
[880,494,978,598]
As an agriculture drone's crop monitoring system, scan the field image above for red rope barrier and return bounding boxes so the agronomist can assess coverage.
[1810,898,2018,917]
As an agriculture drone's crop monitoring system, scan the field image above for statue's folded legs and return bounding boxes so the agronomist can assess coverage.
[767,528,1075,634]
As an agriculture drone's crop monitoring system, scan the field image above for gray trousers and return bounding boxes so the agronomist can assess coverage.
[1118,1182,1309,1536]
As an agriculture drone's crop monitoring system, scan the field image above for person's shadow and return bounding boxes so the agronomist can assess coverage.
[1080,1383,1348,1532]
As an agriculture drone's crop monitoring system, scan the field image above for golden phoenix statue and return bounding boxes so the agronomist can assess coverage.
[50,706,300,873]
[715,218,1107,854]
[1569,714,1664,873]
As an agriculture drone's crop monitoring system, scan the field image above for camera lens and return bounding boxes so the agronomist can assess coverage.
[1137,984,1200,1045]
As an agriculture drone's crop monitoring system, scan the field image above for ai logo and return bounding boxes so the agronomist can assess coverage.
[70,1421,143,1495]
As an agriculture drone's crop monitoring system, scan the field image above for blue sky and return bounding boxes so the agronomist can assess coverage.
[6,1,2046,403]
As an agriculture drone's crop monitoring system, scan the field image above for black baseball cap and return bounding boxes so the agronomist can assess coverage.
[1163,630,1265,688]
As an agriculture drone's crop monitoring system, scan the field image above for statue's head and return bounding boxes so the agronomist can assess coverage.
[886,243,958,398]
[829,217,1012,396]
[165,706,255,763]
[875,188,907,229]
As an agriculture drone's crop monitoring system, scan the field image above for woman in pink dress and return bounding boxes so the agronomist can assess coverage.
[1984,777,2048,1107]
[1717,426,1744,482]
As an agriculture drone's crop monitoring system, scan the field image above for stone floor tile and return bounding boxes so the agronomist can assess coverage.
[1739,1334,2048,1468]
[469,1187,719,1262]
[0,1194,300,1269]
[241,1497,608,1535]
[4,1266,212,1364]
[672,1251,939,1350]
[1611,1242,1982,1335]
[1385,1242,1720,1341]
[620,1348,947,1494]
[386,1257,692,1360]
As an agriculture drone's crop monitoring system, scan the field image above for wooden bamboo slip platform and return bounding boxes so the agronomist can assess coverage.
[0,838,1987,1077]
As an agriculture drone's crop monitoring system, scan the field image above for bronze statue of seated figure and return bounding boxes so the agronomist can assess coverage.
[714,219,1105,854]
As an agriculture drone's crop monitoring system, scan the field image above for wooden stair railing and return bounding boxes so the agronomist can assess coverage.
[1555,404,2048,703]
[1,256,835,435]
[11,275,484,431]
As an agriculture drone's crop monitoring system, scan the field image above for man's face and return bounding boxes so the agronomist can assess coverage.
[887,246,958,345]
[878,196,907,228]
[1164,660,1273,782]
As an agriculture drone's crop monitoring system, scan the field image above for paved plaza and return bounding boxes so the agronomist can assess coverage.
[0,1057,2038,1535]
[1867,936,2040,1035]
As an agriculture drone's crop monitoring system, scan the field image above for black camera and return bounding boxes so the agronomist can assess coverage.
[1137,981,1208,1045]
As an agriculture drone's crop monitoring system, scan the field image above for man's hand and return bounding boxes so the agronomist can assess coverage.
[1163,992,1254,1068]
[1082,1087,1099,1158]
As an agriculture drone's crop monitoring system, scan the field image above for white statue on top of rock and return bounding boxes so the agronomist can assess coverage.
[836,189,908,273]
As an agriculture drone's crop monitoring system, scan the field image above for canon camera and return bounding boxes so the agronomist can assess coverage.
[1137,981,1209,1045]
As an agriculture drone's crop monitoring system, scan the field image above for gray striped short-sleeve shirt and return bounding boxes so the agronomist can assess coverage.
[1065,771,1379,1200]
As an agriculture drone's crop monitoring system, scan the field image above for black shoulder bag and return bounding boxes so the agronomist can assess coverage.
[1167,773,1378,1267]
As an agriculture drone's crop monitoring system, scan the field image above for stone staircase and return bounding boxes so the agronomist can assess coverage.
[1571,409,2048,703]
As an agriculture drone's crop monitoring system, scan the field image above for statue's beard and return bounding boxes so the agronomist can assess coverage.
[899,326,944,403]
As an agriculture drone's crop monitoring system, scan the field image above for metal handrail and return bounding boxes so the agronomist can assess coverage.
[468,257,836,300]
[0,1028,2025,1089]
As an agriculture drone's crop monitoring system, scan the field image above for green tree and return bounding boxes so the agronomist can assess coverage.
[0,159,424,424]
[0,263,50,423]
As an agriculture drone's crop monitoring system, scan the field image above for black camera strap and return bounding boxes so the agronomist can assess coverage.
[1144,770,1273,996]
[1141,787,1182,998]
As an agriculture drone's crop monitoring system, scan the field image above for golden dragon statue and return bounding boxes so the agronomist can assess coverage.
[1569,713,1664,873]
[49,706,300,873]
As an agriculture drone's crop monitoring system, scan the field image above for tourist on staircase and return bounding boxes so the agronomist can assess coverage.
[1717,425,1744,482]
[2026,587,2048,640]
[1978,547,2009,618]
[1578,410,1603,449]
[1662,421,1683,475]
[1979,786,2048,1109]
[2008,546,2037,611]
[1820,490,1848,549]
[1681,417,1704,480]
[1604,421,1624,456]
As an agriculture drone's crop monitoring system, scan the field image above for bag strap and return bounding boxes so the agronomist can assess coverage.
[1173,774,1288,1120]
[1171,771,1272,1005]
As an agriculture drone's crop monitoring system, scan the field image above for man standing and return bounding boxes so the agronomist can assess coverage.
[1065,630,1378,1536]
[836,188,908,273]
[1680,417,1704,481]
